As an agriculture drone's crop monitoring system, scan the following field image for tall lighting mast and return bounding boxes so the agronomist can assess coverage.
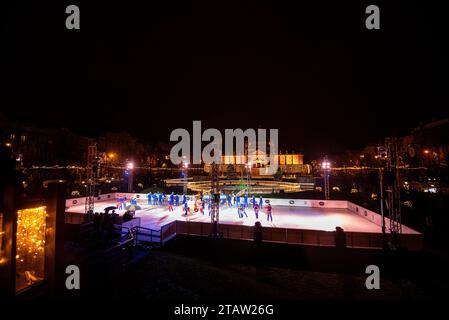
[321,156,331,200]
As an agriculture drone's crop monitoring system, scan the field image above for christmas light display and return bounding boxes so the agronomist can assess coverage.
[15,206,46,291]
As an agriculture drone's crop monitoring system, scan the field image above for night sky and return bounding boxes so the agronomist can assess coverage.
[1,0,448,159]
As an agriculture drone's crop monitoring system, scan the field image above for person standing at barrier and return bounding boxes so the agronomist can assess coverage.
[266,202,273,222]
[227,193,232,207]
[175,194,179,206]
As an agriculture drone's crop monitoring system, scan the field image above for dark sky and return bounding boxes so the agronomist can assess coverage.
[1,0,448,159]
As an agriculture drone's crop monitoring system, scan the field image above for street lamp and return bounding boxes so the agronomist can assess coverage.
[126,161,134,193]
[321,157,331,200]
[182,160,189,195]
[245,162,251,197]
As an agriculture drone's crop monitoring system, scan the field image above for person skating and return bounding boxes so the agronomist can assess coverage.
[175,194,180,206]
[158,193,163,206]
[259,195,263,208]
[147,192,152,205]
[200,200,205,215]
[254,203,259,219]
[266,202,273,222]
[153,193,158,206]
[220,192,226,206]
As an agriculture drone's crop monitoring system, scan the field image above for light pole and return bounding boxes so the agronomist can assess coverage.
[126,161,134,193]
[182,160,189,195]
[245,161,251,197]
[321,157,331,200]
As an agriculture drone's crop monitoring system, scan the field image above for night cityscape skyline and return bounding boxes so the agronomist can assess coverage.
[2,1,448,158]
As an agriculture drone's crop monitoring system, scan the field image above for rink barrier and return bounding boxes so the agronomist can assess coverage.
[170,220,423,250]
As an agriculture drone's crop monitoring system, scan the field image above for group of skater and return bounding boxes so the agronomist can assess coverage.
[116,191,274,222]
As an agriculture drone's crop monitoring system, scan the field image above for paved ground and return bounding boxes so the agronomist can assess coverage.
[66,200,419,234]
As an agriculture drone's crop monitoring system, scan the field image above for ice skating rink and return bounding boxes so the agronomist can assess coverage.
[66,200,419,234]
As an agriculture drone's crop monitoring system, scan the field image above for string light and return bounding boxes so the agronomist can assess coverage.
[16,206,46,289]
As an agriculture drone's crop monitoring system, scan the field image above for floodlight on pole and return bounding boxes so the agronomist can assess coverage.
[321,156,331,200]
[182,160,189,194]
[126,161,134,193]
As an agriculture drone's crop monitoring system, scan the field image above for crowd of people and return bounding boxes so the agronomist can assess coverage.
[115,191,275,222]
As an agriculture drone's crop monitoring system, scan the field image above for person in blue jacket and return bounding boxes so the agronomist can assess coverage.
[220,192,226,206]
[175,194,180,206]
[236,195,241,207]
[158,193,163,206]
[259,195,263,208]
[243,194,248,208]
[227,193,232,207]
[147,192,152,205]
[153,193,158,206]
[182,194,187,205]
[252,195,256,208]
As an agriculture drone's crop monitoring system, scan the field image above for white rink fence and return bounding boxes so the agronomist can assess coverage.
[65,193,423,250]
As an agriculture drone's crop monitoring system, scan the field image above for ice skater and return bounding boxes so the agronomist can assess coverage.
[183,201,190,216]
[200,200,205,215]
[259,195,263,208]
[153,193,158,206]
[175,194,180,206]
[254,203,259,219]
[147,192,152,205]
[243,194,248,208]
[168,198,174,211]
[170,193,174,206]
[123,196,127,208]
[252,195,256,208]
[220,192,226,206]
[227,193,232,207]
[236,195,241,207]
[182,194,187,206]
[266,202,273,222]
[117,196,122,209]
[158,193,163,206]
[238,204,247,218]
